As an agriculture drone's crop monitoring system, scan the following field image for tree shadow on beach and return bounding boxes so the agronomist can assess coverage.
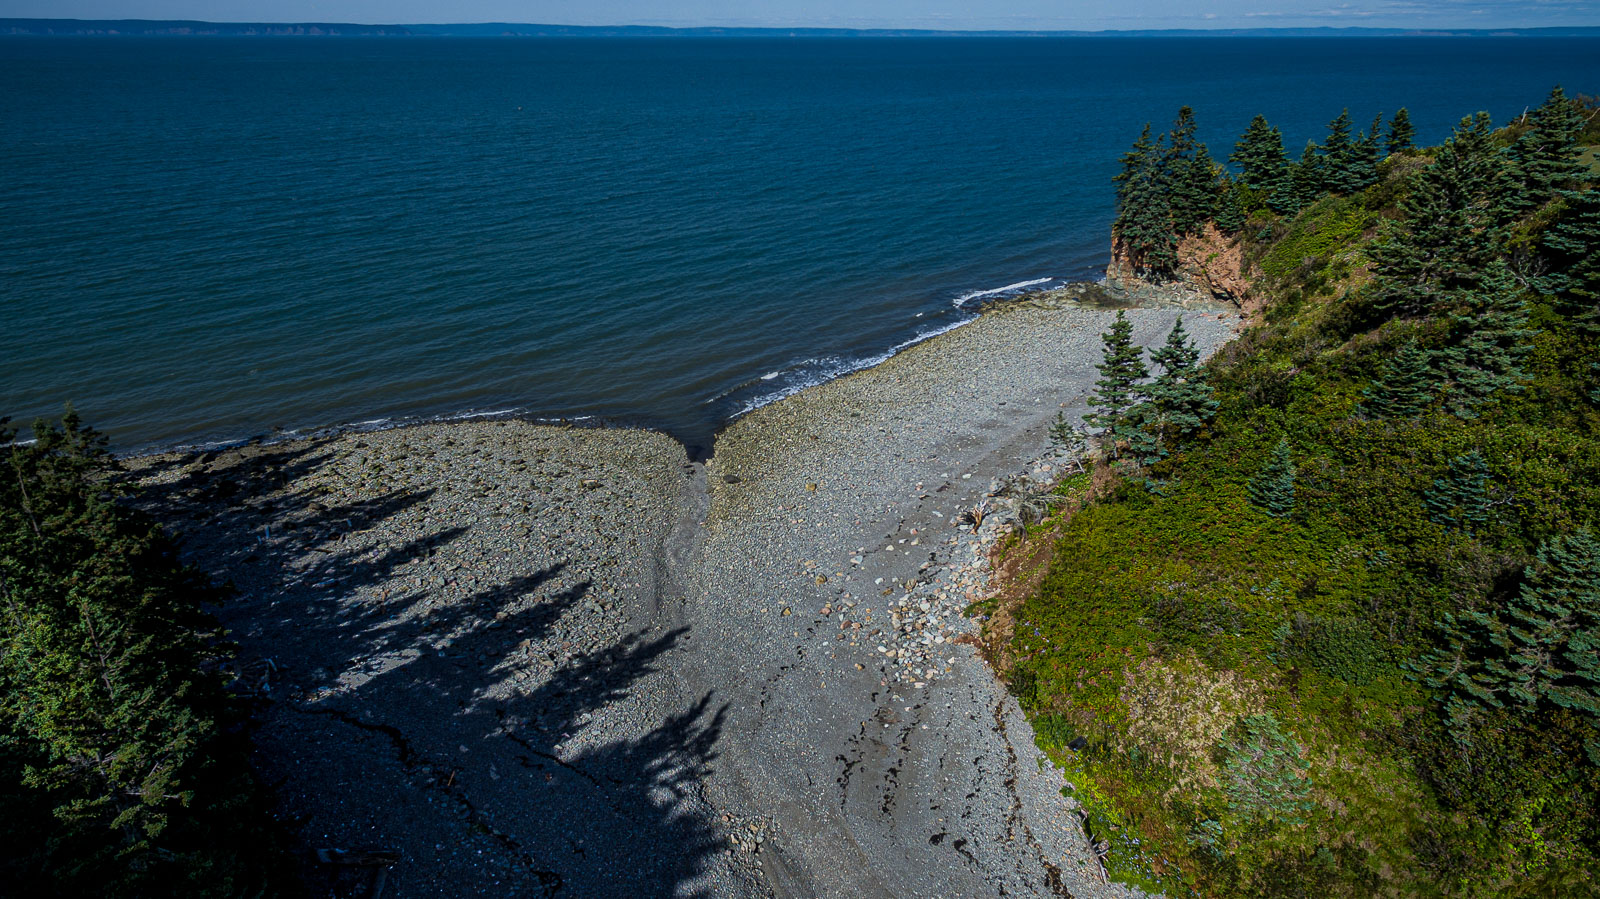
[141,439,732,897]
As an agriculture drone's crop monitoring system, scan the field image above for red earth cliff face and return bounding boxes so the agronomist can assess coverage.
[1107,224,1267,320]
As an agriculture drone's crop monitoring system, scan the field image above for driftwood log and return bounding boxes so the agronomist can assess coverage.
[315,847,400,899]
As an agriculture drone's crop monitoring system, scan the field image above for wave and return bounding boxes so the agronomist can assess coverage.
[731,315,976,417]
[950,276,1054,308]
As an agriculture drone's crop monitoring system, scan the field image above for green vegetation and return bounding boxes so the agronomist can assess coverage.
[0,411,288,896]
[1086,310,1152,456]
[1247,438,1296,519]
[1388,107,1416,155]
[1086,311,1218,470]
[1012,87,1600,896]
[1114,107,1223,275]
[1115,123,1180,275]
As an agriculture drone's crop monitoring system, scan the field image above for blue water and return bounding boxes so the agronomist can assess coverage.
[3,37,1598,452]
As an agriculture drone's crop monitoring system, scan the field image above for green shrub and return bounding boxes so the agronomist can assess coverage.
[0,411,291,896]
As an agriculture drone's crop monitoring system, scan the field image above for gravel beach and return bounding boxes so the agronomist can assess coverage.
[132,289,1236,898]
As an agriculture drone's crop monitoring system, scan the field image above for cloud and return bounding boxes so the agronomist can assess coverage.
[1232,0,1597,24]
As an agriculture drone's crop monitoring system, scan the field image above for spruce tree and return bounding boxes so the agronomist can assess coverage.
[1085,310,1150,456]
[1507,86,1588,212]
[1215,177,1248,234]
[1424,450,1492,534]
[1115,123,1156,210]
[1426,531,1600,758]
[0,412,284,894]
[1540,186,1600,328]
[1415,611,1508,739]
[1359,339,1434,418]
[1249,437,1297,518]
[1350,116,1382,190]
[1430,262,1534,418]
[1113,124,1178,277]
[1165,106,1218,236]
[1387,107,1415,155]
[1367,113,1514,319]
[1321,108,1364,194]
[1489,531,1600,721]
[1132,316,1218,464]
[1269,142,1316,216]
[1230,114,1289,196]
[1219,714,1314,825]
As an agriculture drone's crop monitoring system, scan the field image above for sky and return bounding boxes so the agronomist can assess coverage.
[2,0,1598,30]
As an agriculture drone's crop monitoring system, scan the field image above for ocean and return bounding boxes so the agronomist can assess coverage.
[3,36,1597,453]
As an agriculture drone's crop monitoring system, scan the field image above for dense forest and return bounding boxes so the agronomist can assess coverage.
[996,87,1600,896]
[0,412,289,895]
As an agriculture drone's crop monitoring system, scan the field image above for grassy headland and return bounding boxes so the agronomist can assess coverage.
[992,90,1600,896]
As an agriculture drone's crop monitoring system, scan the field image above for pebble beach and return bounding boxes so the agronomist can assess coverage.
[131,286,1236,898]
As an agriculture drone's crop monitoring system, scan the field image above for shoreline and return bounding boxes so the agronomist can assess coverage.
[127,281,1238,897]
[114,277,1224,465]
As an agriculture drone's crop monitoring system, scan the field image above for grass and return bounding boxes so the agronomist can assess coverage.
[996,132,1600,896]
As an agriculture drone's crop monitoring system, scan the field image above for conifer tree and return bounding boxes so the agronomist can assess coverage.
[1414,611,1506,739]
[1424,450,1492,534]
[1321,109,1364,194]
[1431,262,1534,418]
[1425,531,1600,758]
[1367,113,1514,319]
[1249,437,1297,518]
[1540,186,1600,328]
[1113,124,1178,277]
[1350,116,1383,190]
[1219,714,1314,825]
[1387,107,1415,154]
[1359,339,1434,418]
[1086,310,1150,456]
[1128,316,1219,466]
[0,411,284,894]
[1215,177,1248,234]
[1165,106,1218,236]
[1114,123,1156,210]
[1489,532,1600,722]
[1230,114,1289,196]
[1271,142,1324,216]
[1146,316,1215,431]
[1507,86,1588,212]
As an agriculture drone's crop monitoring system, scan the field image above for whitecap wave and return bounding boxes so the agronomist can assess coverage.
[731,316,977,416]
[950,276,1054,308]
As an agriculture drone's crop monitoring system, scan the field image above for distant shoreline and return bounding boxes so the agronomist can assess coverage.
[5,19,1600,39]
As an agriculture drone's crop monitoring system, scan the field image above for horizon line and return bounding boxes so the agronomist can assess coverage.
[5,18,1600,37]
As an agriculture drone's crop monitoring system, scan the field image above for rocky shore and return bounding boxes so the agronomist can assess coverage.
[131,285,1237,898]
